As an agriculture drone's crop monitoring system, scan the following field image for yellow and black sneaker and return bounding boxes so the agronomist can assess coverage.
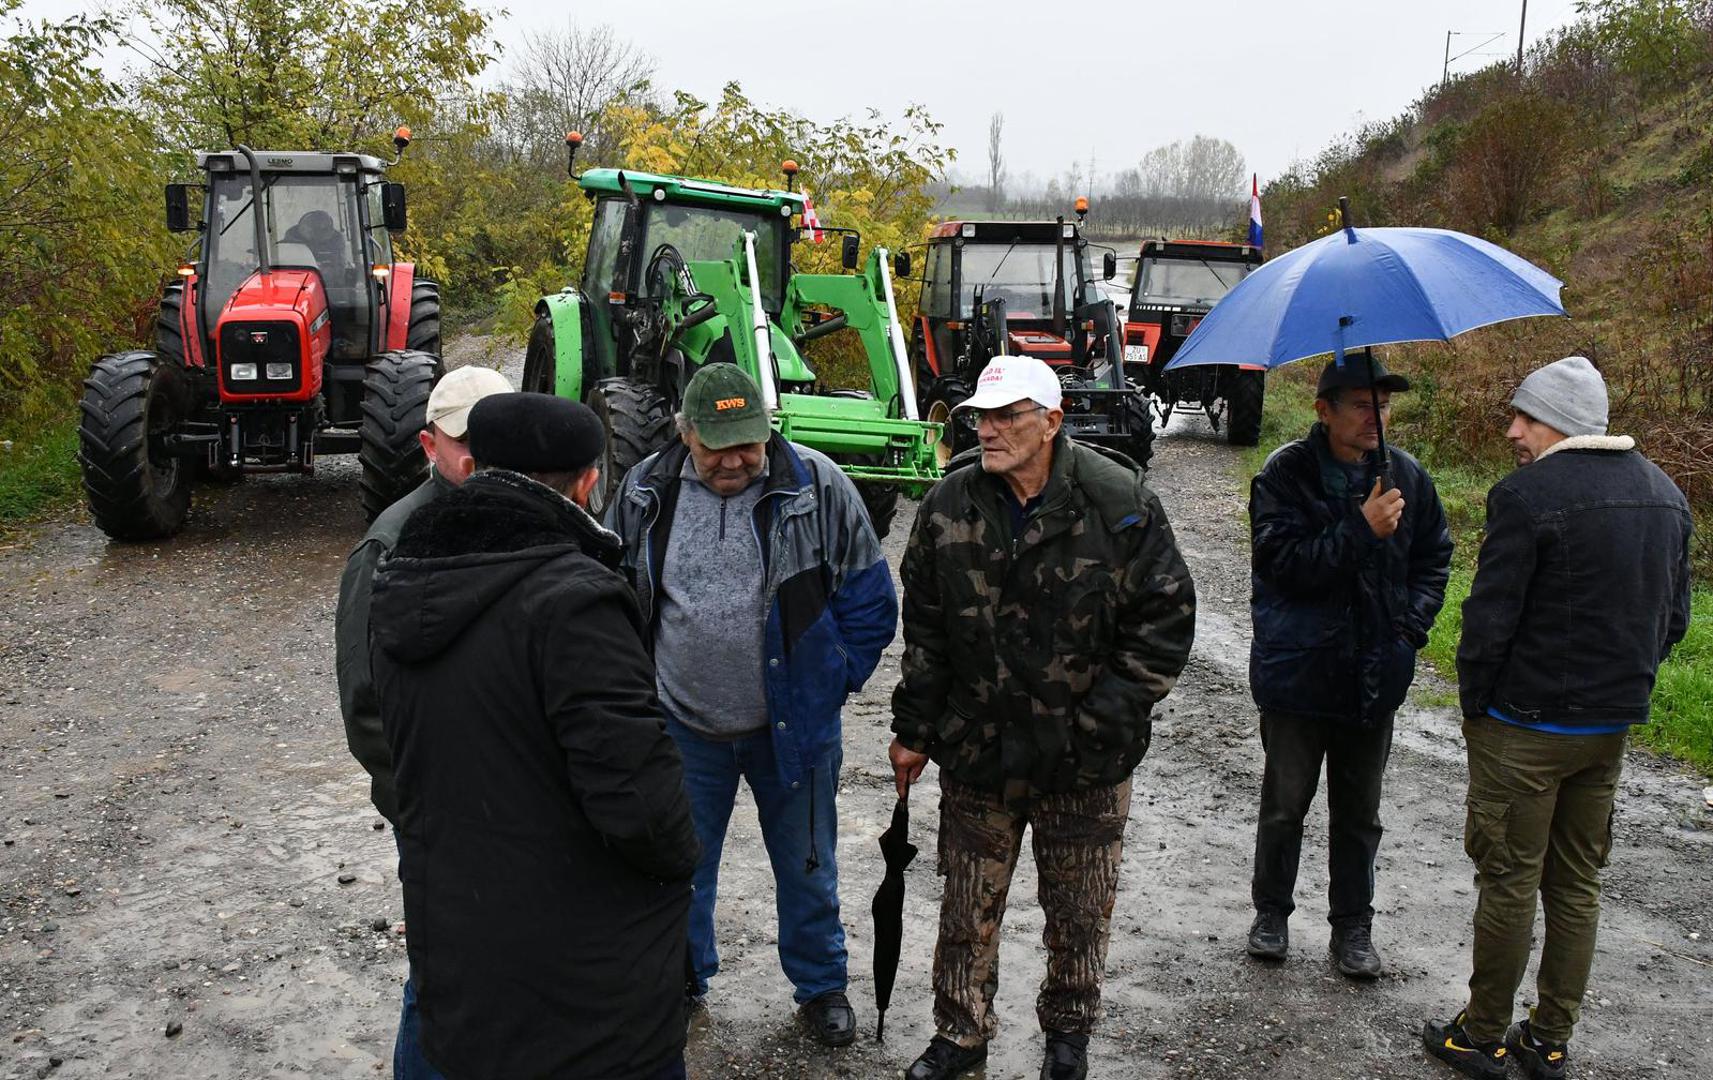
[1422,1010,1508,1080]
[1506,1018,1568,1080]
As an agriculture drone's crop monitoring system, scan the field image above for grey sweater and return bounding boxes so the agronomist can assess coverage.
[654,457,770,738]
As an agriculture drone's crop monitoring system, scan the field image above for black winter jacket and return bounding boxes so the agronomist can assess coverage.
[1249,424,1453,724]
[1457,436,1692,728]
[371,470,699,1080]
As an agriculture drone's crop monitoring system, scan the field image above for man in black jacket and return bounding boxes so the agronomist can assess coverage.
[1244,357,1452,979]
[371,393,700,1080]
[1424,357,1692,1080]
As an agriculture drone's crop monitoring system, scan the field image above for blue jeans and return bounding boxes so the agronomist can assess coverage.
[666,715,846,1004]
[393,832,445,1080]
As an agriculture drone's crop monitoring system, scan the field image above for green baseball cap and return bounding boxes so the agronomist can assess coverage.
[682,364,772,449]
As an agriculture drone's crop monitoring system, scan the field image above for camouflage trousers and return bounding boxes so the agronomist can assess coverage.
[932,776,1132,1046]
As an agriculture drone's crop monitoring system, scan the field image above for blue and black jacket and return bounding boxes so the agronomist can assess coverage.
[607,434,898,788]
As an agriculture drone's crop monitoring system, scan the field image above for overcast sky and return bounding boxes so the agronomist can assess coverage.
[21,0,1585,195]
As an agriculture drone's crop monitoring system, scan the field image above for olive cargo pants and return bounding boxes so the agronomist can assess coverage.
[931,777,1131,1046]
[1460,715,1626,1045]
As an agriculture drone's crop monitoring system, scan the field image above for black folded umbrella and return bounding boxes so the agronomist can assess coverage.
[871,796,918,1040]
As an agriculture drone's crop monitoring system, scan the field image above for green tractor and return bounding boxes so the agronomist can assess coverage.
[519,136,939,538]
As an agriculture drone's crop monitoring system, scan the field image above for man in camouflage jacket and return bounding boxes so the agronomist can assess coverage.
[889,357,1196,1080]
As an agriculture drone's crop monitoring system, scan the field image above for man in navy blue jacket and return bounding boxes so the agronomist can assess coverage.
[1425,357,1692,1080]
[1244,358,1452,979]
[607,364,898,1048]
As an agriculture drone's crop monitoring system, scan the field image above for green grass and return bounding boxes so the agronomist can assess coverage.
[1238,382,1713,776]
[0,417,81,531]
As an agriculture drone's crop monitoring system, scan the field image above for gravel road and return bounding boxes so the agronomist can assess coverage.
[2,339,1709,1079]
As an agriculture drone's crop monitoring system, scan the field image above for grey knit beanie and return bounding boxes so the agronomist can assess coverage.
[1511,356,1608,437]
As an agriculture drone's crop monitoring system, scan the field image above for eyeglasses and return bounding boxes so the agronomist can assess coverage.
[958,404,1046,431]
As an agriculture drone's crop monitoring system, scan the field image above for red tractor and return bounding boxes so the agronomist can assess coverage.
[77,131,441,540]
[1123,238,1265,445]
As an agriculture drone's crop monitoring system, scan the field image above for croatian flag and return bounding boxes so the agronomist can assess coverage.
[1248,174,1263,250]
[803,196,825,244]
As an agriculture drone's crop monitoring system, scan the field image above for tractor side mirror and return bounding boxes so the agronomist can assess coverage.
[1103,251,1117,280]
[381,183,408,232]
[165,184,193,233]
[841,234,860,271]
[894,251,911,279]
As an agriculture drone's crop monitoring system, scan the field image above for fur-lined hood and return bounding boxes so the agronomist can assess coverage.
[370,470,623,665]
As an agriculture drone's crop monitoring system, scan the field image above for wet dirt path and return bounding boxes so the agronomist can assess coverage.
[1,346,1709,1079]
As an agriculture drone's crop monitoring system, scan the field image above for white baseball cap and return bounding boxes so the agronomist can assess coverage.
[954,356,1063,413]
[425,366,513,438]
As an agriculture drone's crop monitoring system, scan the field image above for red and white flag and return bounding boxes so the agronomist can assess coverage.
[802,197,824,244]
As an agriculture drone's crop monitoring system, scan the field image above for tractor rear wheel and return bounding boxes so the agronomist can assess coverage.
[1226,369,1265,447]
[407,280,442,364]
[924,375,974,466]
[78,350,193,540]
[1114,393,1157,473]
[359,350,437,522]
[588,378,674,519]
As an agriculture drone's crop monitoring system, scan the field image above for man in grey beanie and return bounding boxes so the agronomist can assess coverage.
[1423,356,1693,1080]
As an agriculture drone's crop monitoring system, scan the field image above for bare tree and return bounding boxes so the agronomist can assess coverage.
[499,22,655,168]
[986,112,1005,210]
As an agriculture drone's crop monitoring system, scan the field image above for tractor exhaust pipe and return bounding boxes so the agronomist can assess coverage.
[235,144,270,272]
[1051,214,1067,338]
[742,231,780,411]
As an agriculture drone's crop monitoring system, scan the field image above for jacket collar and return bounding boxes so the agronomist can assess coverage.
[1536,433,1635,460]
[635,432,812,502]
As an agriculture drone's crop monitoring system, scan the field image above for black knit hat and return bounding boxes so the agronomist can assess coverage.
[467,393,604,472]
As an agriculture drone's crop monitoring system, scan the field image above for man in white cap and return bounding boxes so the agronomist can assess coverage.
[1424,356,1692,1080]
[890,356,1196,1080]
[334,363,511,1079]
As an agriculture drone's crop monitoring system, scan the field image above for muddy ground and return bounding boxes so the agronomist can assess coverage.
[2,337,1710,1079]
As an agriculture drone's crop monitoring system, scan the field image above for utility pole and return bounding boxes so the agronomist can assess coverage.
[1443,30,1453,90]
[1517,0,1528,75]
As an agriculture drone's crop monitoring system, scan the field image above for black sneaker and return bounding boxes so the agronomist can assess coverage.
[799,990,856,1047]
[1246,910,1289,961]
[1423,1010,1509,1080]
[905,1036,988,1080]
[1330,921,1383,979]
[1040,1031,1089,1080]
[1506,1018,1568,1080]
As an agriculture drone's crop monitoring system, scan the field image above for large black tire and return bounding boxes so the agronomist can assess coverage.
[588,378,675,519]
[155,283,186,365]
[359,350,437,522]
[856,481,900,542]
[521,313,555,394]
[1226,368,1264,447]
[78,350,193,540]
[923,375,974,467]
[1114,393,1157,473]
[407,280,441,360]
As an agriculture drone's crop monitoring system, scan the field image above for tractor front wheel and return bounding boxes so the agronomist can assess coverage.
[521,313,555,394]
[855,481,900,542]
[1115,393,1157,474]
[359,350,437,522]
[1226,369,1265,447]
[588,378,675,519]
[924,375,974,467]
[78,351,193,540]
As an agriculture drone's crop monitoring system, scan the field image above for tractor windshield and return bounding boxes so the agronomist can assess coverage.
[957,243,1082,319]
[642,203,787,310]
[1137,256,1249,307]
[205,173,371,359]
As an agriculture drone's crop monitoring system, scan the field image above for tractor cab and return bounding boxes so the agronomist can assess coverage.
[1124,239,1266,445]
[912,218,1119,380]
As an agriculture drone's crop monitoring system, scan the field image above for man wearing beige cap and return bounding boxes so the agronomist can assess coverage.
[334,363,510,1078]
[890,356,1195,1080]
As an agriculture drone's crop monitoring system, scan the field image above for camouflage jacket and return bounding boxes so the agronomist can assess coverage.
[891,436,1196,800]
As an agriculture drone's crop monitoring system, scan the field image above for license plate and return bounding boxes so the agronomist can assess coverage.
[1124,344,1148,364]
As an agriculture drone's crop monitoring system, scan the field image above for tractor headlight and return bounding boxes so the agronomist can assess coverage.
[265,362,293,381]
[230,363,258,381]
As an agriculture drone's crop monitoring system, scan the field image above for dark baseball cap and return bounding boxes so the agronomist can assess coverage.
[1316,356,1411,399]
[682,364,772,449]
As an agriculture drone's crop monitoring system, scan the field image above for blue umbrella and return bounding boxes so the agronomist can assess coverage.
[1166,203,1566,473]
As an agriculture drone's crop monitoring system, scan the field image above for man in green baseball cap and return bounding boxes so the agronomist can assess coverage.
[606,361,899,1050]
